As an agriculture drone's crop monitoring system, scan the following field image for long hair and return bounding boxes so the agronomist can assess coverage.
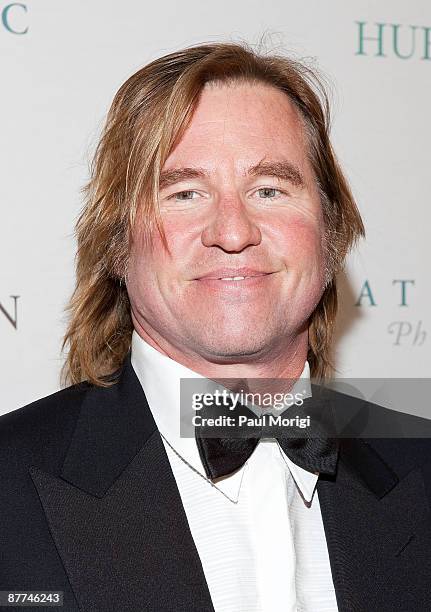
[62,40,364,387]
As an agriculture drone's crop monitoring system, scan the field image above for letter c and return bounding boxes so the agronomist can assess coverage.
[2,3,28,35]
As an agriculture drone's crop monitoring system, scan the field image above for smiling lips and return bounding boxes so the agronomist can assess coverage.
[195,267,273,281]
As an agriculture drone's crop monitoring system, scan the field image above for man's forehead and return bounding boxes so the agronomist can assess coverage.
[183,81,303,136]
[197,79,300,115]
[163,81,307,170]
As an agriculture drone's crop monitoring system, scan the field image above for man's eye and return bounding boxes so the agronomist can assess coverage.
[166,188,285,202]
[257,187,284,198]
[168,190,199,201]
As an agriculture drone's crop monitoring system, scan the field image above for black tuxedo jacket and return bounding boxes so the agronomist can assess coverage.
[1,354,431,612]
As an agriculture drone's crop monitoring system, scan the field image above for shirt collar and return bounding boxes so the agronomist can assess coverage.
[131,330,318,503]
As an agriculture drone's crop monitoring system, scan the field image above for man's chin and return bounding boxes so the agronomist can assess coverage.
[193,337,271,362]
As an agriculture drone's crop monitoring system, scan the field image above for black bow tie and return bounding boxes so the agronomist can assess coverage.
[194,392,340,481]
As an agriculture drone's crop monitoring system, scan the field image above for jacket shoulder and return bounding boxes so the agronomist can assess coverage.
[0,383,91,472]
[324,385,431,473]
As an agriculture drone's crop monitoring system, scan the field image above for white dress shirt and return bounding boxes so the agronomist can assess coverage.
[131,331,339,612]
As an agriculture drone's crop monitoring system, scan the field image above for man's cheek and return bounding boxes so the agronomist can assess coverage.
[293,232,325,266]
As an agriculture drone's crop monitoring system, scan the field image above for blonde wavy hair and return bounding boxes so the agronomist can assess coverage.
[62,40,364,387]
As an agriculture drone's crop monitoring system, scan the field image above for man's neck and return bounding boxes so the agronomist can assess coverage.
[132,320,309,390]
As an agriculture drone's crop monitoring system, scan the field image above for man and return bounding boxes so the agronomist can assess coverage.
[1,41,431,612]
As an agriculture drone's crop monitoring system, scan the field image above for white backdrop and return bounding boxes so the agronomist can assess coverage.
[1,0,430,413]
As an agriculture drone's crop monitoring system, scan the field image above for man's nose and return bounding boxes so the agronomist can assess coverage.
[200,194,262,252]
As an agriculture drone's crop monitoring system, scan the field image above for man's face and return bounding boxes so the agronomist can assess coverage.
[127,81,327,364]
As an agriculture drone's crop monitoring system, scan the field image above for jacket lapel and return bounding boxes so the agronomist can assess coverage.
[29,355,215,612]
[318,436,431,612]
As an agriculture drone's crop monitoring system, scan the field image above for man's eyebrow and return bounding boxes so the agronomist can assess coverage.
[248,160,305,188]
[159,160,305,190]
[159,167,207,190]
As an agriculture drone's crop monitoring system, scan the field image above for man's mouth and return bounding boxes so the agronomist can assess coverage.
[195,267,273,281]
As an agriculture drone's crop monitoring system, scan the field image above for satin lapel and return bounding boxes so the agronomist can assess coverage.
[29,355,215,612]
[318,438,431,612]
